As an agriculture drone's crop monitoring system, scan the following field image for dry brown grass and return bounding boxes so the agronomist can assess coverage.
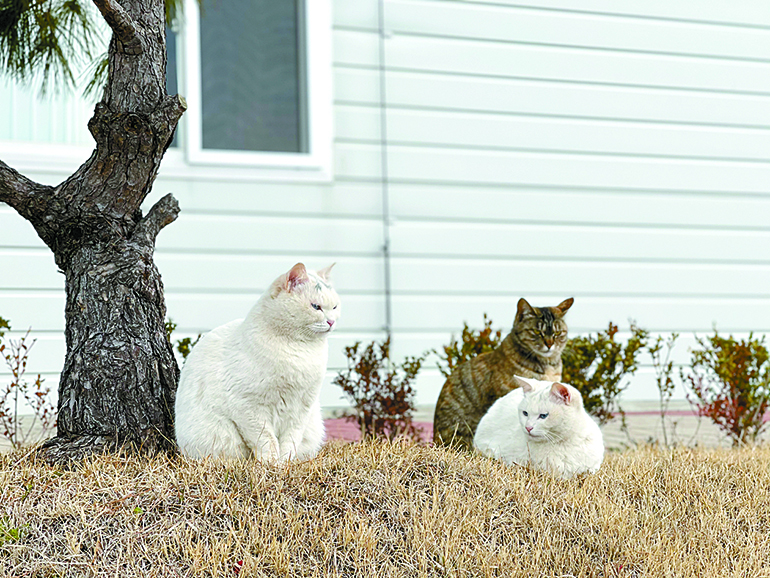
[1,441,769,577]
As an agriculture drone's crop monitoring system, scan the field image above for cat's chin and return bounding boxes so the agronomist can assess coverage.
[537,348,560,360]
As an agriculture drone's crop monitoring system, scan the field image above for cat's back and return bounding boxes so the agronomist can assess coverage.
[473,387,527,461]
[179,319,242,377]
[433,343,518,449]
[175,319,243,406]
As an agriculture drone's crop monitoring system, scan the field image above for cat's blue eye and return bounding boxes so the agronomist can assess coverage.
[311,303,322,311]
[522,411,528,417]
[539,413,549,419]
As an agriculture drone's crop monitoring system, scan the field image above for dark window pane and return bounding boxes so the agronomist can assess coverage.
[199,0,306,153]
[166,26,179,148]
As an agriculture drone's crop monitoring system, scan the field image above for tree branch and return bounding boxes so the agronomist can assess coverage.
[92,0,145,55]
[132,193,180,245]
[0,158,54,223]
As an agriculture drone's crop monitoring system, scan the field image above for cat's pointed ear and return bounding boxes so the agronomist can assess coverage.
[550,382,572,405]
[555,297,574,316]
[516,298,535,322]
[513,375,534,393]
[285,262,309,292]
[317,263,336,282]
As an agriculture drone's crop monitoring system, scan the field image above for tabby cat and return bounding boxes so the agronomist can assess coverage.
[432,297,574,450]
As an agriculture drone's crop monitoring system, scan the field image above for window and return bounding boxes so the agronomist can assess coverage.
[169,0,331,177]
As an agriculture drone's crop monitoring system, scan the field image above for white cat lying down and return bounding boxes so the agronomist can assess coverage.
[474,376,604,479]
[174,262,340,462]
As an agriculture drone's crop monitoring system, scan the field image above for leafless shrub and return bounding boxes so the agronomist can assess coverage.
[0,317,56,449]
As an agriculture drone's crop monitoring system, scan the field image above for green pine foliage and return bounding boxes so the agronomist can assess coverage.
[0,0,98,91]
[0,0,189,95]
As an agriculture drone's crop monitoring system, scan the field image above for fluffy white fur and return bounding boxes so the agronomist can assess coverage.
[473,376,604,479]
[174,262,340,462]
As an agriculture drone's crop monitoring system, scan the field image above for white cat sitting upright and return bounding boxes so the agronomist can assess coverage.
[174,262,340,461]
[473,376,604,479]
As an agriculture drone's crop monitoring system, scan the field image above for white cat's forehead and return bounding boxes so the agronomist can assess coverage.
[307,271,333,291]
[302,273,339,303]
[520,396,551,412]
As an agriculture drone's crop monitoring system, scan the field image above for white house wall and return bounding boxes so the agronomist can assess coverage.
[2,0,770,408]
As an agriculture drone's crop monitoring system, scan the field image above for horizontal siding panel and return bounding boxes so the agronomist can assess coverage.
[166,293,385,334]
[157,254,384,293]
[0,333,65,374]
[0,251,62,289]
[465,0,770,28]
[390,258,770,298]
[0,81,95,146]
[334,68,381,104]
[0,292,385,337]
[385,145,770,192]
[335,105,382,142]
[384,35,770,93]
[0,294,64,332]
[388,184,770,228]
[386,0,770,60]
[334,143,382,179]
[333,0,378,29]
[334,29,379,67]
[157,214,384,255]
[389,221,770,263]
[342,106,770,160]
[391,295,770,333]
[0,210,47,248]
[336,68,770,128]
[0,334,393,387]
[148,179,384,218]
[332,0,770,34]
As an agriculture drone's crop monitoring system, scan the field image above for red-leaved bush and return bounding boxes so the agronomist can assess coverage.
[334,338,424,442]
[683,331,770,446]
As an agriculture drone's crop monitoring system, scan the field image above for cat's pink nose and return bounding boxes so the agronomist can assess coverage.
[327,319,335,328]
[526,426,533,433]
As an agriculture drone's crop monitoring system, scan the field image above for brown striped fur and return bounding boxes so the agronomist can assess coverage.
[433,297,574,450]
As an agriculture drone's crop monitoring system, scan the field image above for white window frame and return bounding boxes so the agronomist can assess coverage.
[170,0,333,181]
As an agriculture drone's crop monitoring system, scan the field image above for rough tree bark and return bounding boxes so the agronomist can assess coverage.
[0,0,185,462]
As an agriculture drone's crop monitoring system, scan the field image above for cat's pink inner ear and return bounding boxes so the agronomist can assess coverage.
[286,262,308,292]
[317,262,336,281]
[513,375,533,392]
[550,382,571,404]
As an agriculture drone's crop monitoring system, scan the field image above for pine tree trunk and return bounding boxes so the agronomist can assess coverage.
[0,0,186,462]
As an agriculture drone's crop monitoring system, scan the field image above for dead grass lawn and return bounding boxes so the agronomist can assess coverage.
[1,441,769,577]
